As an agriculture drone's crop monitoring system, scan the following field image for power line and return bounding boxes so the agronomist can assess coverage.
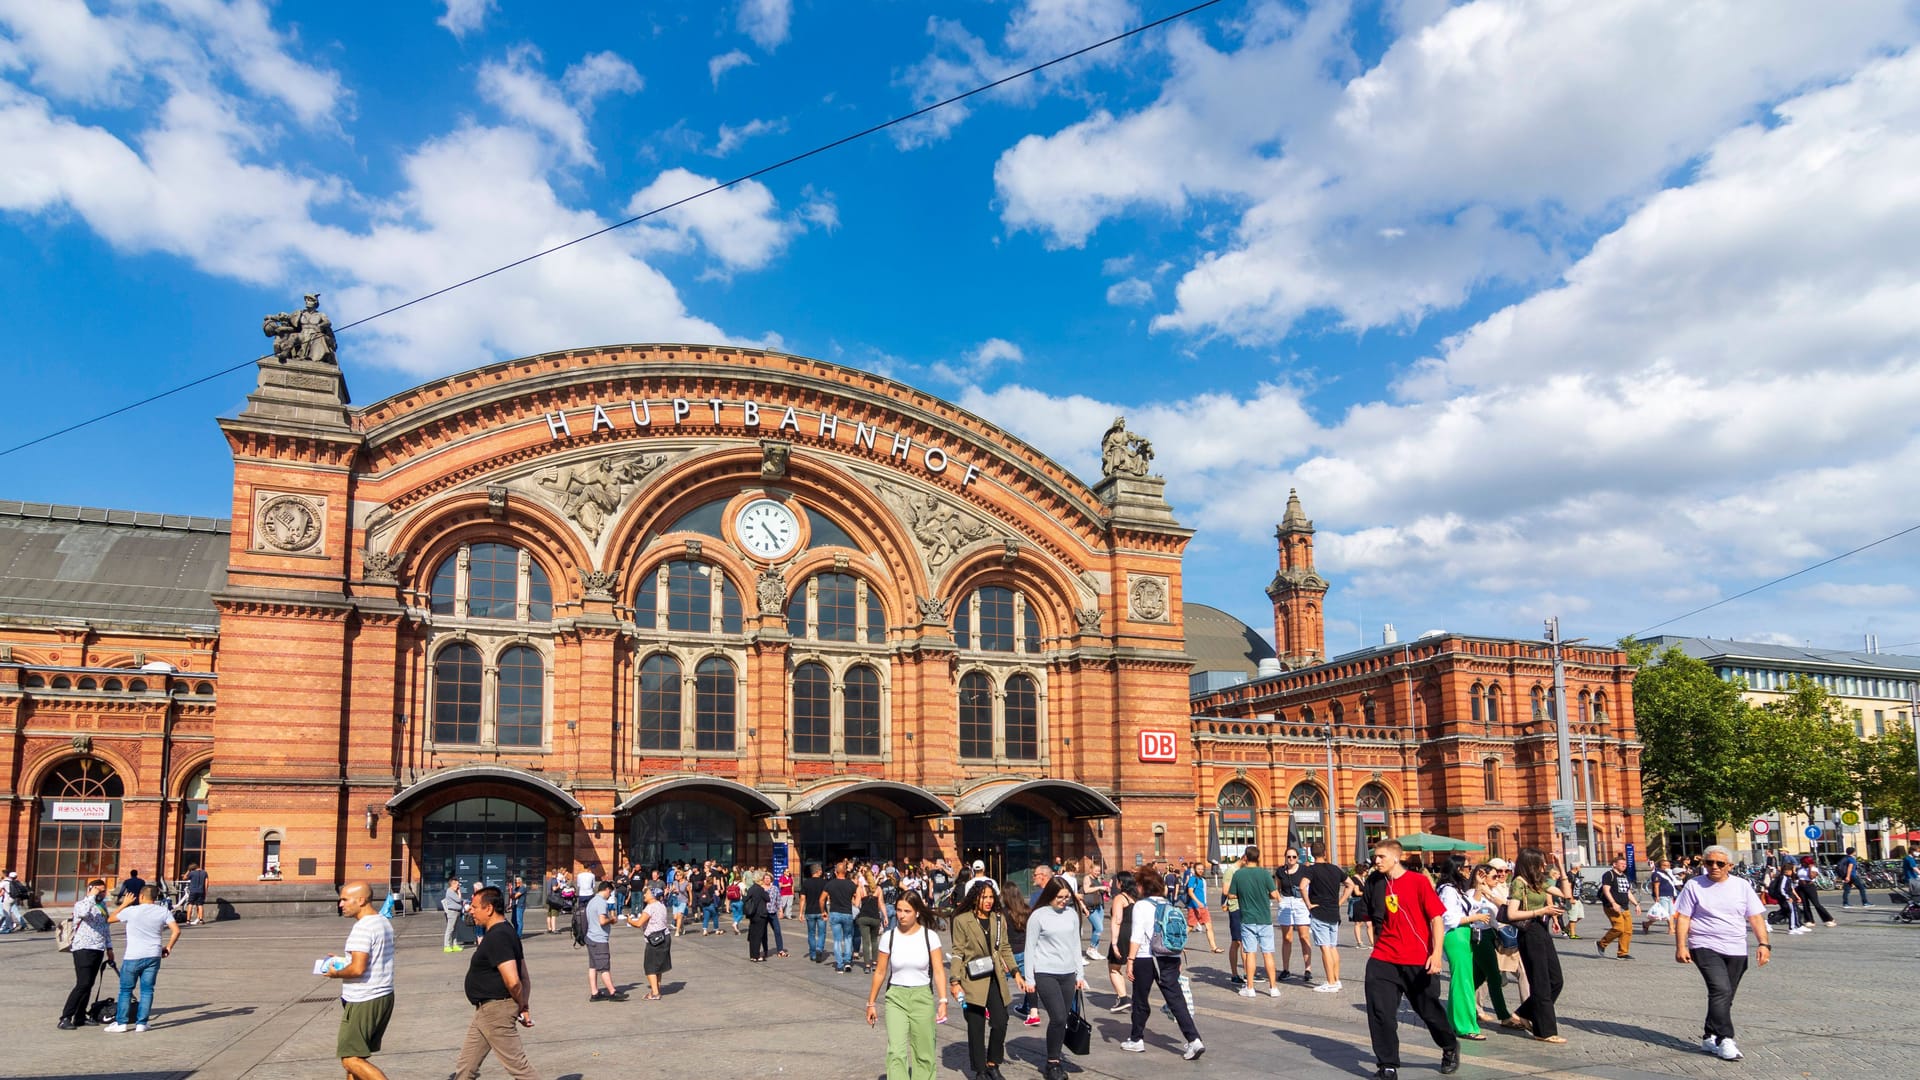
[1630,520,1920,638]
[0,0,1226,462]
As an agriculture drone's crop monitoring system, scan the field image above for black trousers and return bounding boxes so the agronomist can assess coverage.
[1514,920,1564,1038]
[1693,949,1748,1042]
[1363,956,1457,1069]
[1796,882,1833,923]
[1127,956,1199,1044]
[63,948,106,1024]
[1032,971,1078,1062]
[963,973,1009,1072]
[748,915,771,959]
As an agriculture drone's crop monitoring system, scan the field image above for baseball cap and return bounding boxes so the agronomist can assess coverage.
[971,860,985,872]
[1487,858,1512,871]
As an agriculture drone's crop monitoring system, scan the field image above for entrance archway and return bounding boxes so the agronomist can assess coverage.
[1355,782,1392,863]
[1287,781,1326,858]
[177,765,210,878]
[628,801,740,870]
[1217,781,1258,860]
[797,802,896,869]
[961,803,1053,898]
[36,759,124,904]
[421,797,547,899]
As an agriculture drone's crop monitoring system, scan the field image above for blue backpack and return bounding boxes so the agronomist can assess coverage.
[1148,897,1189,957]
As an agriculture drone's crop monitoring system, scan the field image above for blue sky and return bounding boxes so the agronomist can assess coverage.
[5,0,1920,657]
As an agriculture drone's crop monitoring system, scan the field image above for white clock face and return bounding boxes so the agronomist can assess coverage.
[736,499,801,560]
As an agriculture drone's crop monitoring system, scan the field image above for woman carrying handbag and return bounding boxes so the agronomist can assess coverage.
[1028,878,1089,1080]
[947,881,1029,1080]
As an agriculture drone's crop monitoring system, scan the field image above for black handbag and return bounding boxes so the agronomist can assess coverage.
[1063,990,1092,1056]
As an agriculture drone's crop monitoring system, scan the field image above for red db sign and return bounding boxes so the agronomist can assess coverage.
[1138,730,1178,763]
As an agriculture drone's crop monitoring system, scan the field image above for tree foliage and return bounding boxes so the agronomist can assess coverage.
[1746,676,1860,818]
[1853,719,1920,828]
[1630,643,1770,832]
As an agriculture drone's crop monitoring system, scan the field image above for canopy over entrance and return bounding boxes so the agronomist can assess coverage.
[386,764,583,814]
[1395,832,1485,853]
[952,778,1120,821]
[614,775,780,817]
[787,780,951,818]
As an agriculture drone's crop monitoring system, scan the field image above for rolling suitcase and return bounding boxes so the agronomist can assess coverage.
[21,908,54,932]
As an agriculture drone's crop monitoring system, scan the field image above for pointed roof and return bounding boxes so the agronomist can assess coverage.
[1278,488,1313,534]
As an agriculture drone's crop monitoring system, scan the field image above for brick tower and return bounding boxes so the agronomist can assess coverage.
[1266,489,1328,669]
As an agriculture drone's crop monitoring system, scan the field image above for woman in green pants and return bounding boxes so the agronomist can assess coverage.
[866,891,949,1080]
[1436,857,1493,1040]
[1468,863,1515,1027]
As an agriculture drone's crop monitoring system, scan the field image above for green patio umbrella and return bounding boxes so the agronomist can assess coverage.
[1395,832,1486,853]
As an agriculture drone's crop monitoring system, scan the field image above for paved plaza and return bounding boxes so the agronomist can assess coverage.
[2,902,1916,1080]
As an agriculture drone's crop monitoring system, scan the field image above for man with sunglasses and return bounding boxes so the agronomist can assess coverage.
[1674,845,1769,1062]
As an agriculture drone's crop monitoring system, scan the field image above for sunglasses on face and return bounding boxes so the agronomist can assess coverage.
[1702,860,1730,868]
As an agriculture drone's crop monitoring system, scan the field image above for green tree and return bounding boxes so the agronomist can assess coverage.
[1629,642,1770,834]
[1745,675,1860,820]
[1853,719,1920,829]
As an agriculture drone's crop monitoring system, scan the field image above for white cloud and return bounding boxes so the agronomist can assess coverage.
[995,0,1917,340]
[737,0,791,52]
[1105,277,1152,305]
[629,167,798,272]
[712,116,785,156]
[477,46,639,167]
[931,337,1025,385]
[1796,584,1919,608]
[437,0,495,39]
[894,0,1140,147]
[708,49,754,86]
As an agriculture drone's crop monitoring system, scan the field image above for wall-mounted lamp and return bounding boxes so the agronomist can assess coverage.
[365,803,382,836]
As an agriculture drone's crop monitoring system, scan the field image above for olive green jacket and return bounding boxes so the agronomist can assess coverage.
[945,911,1019,1004]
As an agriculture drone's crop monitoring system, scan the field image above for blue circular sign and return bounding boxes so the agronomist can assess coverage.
[1804,825,1823,841]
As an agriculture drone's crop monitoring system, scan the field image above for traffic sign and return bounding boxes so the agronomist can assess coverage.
[1751,819,1771,836]
[1804,825,1823,841]
[1841,810,1862,828]
[1550,799,1576,834]
[1624,842,1637,883]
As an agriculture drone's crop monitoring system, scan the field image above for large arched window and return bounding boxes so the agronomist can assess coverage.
[792,662,832,755]
[1486,685,1501,726]
[844,665,882,757]
[432,642,484,745]
[952,586,1043,654]
[635,560,743,634]
[495,646,545,747]
[1470,682,1485,724]
[958,671,994,759]
[786,572,886,644]
[1004,673,1039,760]
[37,759,125,904]
[1217,780,1258,858]
[430,542,552,621]
[637,654,681,751]
[694,657,737,751]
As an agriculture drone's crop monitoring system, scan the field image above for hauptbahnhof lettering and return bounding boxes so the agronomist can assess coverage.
[0,339,1645,913]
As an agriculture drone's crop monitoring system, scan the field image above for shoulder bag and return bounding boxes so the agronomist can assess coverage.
[1063,990,1093,1056]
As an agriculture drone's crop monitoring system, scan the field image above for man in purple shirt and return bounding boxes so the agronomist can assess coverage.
[1674,844,1769,1063]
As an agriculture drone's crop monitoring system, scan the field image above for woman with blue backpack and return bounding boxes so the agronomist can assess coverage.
[1121,866,1205,1061]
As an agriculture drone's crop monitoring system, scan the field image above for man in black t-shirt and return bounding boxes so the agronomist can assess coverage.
[927,861,953,907]
[451,886,541,1080]
[799,864,829,963]
[1597,854,1639,959]
[1301,843,1353,992]
[823,865,859,973]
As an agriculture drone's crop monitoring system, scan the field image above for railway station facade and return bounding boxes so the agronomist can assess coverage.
[0,341,1196,910]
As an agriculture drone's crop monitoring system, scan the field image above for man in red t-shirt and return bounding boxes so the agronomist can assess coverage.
[1362,840,1459,1079]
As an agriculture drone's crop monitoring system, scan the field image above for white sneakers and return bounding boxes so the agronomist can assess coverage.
[1084,948,1103,961]
[1121,1039,1146,1053]
[1238,987,1256,998]
[1718,1038,1743,1060]
[102,1023,129,1033]
[1184,1039,1206,1060]
[1268,986,1282,998]
[1701,1036,1720,1055]
[1314,981,1343,993]
[1789,926,1811,935]
[134,1024,148,1032]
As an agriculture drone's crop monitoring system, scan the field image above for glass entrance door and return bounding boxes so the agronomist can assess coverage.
[421,797,547,900]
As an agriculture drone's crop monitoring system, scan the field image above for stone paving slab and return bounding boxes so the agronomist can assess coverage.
[1,902,1914,1079]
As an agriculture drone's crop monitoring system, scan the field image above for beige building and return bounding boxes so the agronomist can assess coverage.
[1645,635,1918,861]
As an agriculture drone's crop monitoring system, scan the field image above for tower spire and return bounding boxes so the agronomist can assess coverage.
[1267,488,1329,668]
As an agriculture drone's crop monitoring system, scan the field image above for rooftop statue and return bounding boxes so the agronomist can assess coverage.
[1100,415,1154,479]
[263,293,338,366]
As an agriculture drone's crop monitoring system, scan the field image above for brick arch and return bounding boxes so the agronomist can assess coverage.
[394,491,592,605]
[600,445,928,609]
[940,547,1084,645]
[780,556,900,633]
[620,536,759,615]
[23,748,141,800]
[170,752,216,798]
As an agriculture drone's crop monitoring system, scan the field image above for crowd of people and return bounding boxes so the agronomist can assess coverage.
[28,835,1857,1080]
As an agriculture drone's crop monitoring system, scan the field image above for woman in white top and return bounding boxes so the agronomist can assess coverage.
[1436,857,1494,1040]
[866,891,948,1080]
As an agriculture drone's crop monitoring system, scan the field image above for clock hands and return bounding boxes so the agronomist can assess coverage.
[760,522,782,544]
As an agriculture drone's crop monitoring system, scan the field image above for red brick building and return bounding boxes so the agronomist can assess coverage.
[2,343,1199,911]
[1188,492,1646,867]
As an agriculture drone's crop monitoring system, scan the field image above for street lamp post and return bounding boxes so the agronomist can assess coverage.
[1324,724,1338,864]
[1547,617,1577,870]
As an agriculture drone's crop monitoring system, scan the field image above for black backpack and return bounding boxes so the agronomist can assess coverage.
[571,902,589,947]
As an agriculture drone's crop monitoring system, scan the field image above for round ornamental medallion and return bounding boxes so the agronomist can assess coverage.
[260,496,322,552]
[1129,576,1168,621]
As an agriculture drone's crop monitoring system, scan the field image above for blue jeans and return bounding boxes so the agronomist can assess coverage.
[116,956,161,1025]
[702,901,720,932]
[730,899,745,927]
[1087,906,1104,951]
[1841,879,1870,905]
[512,903,524,936]
[769,913,786,953]
[831,912,857,968]
[807,913,827,959]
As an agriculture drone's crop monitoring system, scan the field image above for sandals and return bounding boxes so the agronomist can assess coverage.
[1534,1034,1568,1044]
[1501,1018,1530,1030]
[644,992,662,1000]
[1460,1033,1487,1041]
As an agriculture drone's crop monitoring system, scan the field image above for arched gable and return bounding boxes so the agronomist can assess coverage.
[391,490,591,606]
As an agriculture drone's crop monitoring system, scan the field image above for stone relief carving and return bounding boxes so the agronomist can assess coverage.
[536,452,669,542]
[1100,415,1155,479]
[1129,574,1169,621]
[1076,570,1105,603]
[916,595,949,624]
[577,569,619,602]
[1075,607,1102,635]
[1001,538,1020,565]
[72,734,93,753]
[683,538,704,558]
[756,568,788,615]
[255,492,325,554]
[362,549,407,584]
[877,481,992,576]
[760,439,791,479]
[487,484,508,519]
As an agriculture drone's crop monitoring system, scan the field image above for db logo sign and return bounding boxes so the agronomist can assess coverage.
[1138,730,1178,763]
